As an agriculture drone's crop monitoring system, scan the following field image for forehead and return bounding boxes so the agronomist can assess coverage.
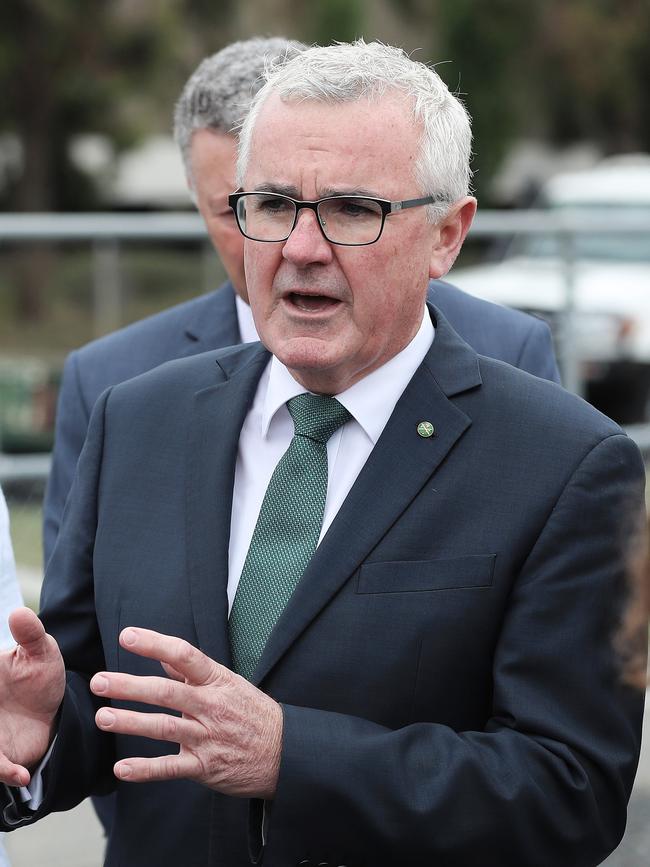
[189,129,236,176]
[244,92,421,197]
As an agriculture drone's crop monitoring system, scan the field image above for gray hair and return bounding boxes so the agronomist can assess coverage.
[237,39,473,221]
[173,37,306,179]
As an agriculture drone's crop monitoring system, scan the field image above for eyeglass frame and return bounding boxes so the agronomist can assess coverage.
[227,190,442,247]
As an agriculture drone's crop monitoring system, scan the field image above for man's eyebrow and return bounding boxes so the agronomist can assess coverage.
[251,183,301,198]
[248,183,384,200]
[319,185,382,199]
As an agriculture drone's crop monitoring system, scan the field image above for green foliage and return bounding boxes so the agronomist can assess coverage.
[0,0,214,210]
[0,0,648,212]
[434,0,543,200]
[426,0,650,202]
[307,0,366,44]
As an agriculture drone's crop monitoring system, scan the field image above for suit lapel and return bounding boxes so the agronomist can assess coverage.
[183,281,240,354]
[253,305,482,685]
[185,343,269,664]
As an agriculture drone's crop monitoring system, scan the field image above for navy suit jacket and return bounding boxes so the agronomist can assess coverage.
[43,279,559,562]
[10,305,643,866]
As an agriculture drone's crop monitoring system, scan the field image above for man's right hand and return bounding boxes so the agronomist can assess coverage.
[0,607,65,787]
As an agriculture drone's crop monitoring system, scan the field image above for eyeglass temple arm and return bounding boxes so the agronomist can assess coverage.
[390,195,438,213]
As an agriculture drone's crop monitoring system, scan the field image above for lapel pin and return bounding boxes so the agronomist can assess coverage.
[417,421,435,438]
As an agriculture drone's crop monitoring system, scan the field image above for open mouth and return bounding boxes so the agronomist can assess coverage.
[286,292,341,313]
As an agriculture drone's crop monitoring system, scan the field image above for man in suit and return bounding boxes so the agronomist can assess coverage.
[43,42,560,565]
[2,40,640,867]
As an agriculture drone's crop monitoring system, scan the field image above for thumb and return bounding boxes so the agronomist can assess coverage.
[9,607,50,658]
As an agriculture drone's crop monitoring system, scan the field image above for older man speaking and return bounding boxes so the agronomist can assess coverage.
[1,41,643,867]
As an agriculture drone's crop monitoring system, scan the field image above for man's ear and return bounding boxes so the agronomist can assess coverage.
[428,197,477,278]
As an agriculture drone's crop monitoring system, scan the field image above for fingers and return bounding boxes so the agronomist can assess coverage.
[0,753,30,788]
[95,706,201,747]
[119,627,228,687]
[113,753,202,783]
[118,628,219,687]
[90,672,193,715]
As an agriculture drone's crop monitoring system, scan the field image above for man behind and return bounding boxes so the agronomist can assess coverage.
[43,39,560,565]
[42,36,304,560]
[2,40,641,867]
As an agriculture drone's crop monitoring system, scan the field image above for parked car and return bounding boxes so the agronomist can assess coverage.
[449,155,650,423]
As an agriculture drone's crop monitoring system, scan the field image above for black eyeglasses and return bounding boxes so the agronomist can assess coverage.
[228,191,441,246]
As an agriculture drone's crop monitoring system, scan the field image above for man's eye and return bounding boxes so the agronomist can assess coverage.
[257,197,292,214]
[337,199,377,218]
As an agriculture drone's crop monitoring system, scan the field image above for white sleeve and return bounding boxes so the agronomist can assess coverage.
[15,740,56,811]
[0,487,24,650]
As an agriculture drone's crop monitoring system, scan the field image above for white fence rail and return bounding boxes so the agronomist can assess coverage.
[1,210,650,484]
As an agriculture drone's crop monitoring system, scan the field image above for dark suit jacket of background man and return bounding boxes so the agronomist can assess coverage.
[43,278,560,562]
[12,304,643,867]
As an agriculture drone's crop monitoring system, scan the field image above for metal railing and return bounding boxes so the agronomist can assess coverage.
[2,209,650,483]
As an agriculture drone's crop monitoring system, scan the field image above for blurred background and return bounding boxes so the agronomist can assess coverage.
[1,1,649,864]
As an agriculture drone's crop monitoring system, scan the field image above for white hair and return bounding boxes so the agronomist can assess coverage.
[236,39,473,221]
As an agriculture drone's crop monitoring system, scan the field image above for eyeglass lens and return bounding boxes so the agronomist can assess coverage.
[237,194,385,244]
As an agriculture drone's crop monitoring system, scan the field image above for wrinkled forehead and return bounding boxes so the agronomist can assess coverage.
[244,91,421,193]
[254,87,416,132]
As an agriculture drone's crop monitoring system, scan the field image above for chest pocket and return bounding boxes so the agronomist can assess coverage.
[356,554,496,594]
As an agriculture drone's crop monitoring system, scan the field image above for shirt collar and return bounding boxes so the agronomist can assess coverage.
[261,305,434,442]
[235,295,260,344]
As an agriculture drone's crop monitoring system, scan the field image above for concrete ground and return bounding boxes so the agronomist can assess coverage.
[3,694,650,867]
[602,692,650,866]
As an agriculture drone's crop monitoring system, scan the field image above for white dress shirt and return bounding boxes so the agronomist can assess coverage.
[0,487,22,650]
[227,305,434,612]
[235,294,260,344]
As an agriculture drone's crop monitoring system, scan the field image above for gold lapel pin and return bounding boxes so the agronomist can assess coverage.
[417,421,435,438]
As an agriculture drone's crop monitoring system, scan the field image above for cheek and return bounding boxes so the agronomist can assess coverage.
[223,234,245,269]
[243,245,274,300]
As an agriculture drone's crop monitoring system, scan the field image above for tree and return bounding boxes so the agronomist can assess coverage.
[0,0,232,318]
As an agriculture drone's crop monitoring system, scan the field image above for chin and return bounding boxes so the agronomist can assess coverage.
[274,337,346,386]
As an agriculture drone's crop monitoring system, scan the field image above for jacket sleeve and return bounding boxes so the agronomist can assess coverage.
[36,390,115,820]
[42,351,92,567]
[517,316,562,384]
[264,433,645,867]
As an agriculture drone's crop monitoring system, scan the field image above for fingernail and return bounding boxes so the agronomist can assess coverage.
[116,763,132,778]
[121,629,137,646]
[97,708,115,727]
[91,675,108,693]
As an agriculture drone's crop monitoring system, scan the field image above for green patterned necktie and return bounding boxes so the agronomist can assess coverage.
[229,393,352,681]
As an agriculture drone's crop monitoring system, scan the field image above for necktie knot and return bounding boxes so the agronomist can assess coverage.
[287,393,352,443]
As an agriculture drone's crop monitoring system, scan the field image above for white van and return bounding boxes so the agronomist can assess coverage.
[449,155,650,423]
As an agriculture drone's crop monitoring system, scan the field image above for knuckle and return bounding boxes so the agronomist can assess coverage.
[162,754,180,779]
[177,639,196,665]
[161,715,177,740]
[160,679,177,706]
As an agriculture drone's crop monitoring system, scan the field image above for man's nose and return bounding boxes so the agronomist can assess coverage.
[281,207,333,266]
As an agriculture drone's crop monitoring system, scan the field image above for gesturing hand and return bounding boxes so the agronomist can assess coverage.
[0,607,66,787]
[90,627,283,799]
